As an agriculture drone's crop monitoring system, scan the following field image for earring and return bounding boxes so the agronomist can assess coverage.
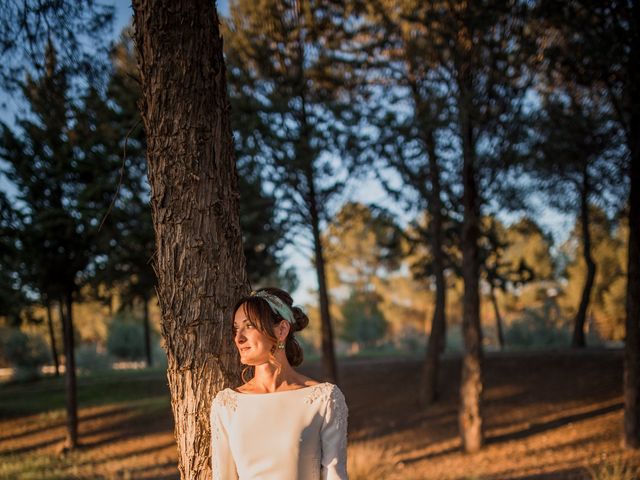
[277,340,285,350]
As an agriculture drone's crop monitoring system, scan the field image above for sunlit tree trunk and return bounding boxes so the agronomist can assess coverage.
[132,0,248,477]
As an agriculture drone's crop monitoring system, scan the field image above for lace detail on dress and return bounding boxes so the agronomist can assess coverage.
[304,382,332,404]
[215,388,238,412]
[328,386,348,445]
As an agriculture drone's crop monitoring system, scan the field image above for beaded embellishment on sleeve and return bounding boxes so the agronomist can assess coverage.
[328,386,348,444]
[215,388,238,412]
[304,382,332,404]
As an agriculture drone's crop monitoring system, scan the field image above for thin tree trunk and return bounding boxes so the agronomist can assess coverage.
[458,59,484,453]
[142,295,152,367]
[45,298,60,377]
[490,286,505,350]
[572,171,596,348]
[309,190,338,384]
[420,128,447,405]
[294,47,337,383]
[61,291,78,449]
[132,1,248,477]
[624,0,640,447]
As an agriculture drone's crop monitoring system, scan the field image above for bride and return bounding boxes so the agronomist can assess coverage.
[210,287,349,479]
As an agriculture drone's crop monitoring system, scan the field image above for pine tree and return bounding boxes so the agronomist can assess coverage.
[131,1,249,476]
[0,43,121,449]
[222,0,359,383]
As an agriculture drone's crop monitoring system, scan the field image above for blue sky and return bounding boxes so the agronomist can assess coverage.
[0,0,574,307]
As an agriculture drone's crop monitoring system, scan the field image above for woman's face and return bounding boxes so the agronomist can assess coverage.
[233,304,274,365]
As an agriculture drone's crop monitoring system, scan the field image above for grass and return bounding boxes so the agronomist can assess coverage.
[347,441,397,479]
[0,367,169,418]
[0,368,174,480]
[589,458,640,480]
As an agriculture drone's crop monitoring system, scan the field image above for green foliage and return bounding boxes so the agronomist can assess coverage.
[324,202,401,293]
[339,291,388,347]
[393,325,427,354]
[0,192,27,325]
[75,343,111,372]
[560,208,627,341]
[504,309,571,348]
[106,317,146,361]
[223,0,356,260]
[0,1,114,92]
[0,327,49,370]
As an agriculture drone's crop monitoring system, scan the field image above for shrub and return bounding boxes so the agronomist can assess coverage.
[152,338,168,368]
[75,343,112,372]
[505,308,571,348]
[394,325,426,354]
[0,328,50,380]
[107,318,146,361]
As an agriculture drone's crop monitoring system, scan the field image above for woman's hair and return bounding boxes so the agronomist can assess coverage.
[232,287,309,382]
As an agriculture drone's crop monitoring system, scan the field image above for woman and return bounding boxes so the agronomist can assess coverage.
[210,287,349,480]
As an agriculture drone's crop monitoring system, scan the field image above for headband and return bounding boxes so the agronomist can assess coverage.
[250,290,296,325]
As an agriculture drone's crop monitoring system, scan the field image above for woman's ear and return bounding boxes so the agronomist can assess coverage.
[280,319,290,339]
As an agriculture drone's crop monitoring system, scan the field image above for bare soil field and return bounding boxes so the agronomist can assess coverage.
[1,349,639,479]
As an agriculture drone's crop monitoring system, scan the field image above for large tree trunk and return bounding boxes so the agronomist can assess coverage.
[420,128,447,405]
[572,170,596,348]
[61,290,78,449]
[624,0,640,447]
[142,294,152,367]
[458,61,484,453]
[45,298,60,377]
[490,285,505,350]
[132,1,248,478]
[309,185,338,384]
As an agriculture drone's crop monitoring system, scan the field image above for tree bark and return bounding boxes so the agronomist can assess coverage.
[572,170,596,348]
[490,286,505,350]
[142,295,152,367]
[61,291,78,449]
[458,59,484,453]
[624,0,640,448]
[46,298,60,377]
[420,128,447,405]
[132,1,249,477]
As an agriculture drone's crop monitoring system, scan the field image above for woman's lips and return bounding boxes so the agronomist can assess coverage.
[239,347,250,353]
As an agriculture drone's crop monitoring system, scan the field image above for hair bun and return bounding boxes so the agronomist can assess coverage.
[291,306,309,333]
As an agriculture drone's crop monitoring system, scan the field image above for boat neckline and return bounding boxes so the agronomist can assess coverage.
[231,381,329,396]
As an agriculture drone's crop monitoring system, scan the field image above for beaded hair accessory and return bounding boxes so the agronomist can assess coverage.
[250,290,296,325]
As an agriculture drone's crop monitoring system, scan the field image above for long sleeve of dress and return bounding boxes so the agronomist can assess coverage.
[320,385,349,480]
[210,396,239,480]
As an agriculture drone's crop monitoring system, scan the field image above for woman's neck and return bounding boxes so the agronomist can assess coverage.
[248,358,304,392]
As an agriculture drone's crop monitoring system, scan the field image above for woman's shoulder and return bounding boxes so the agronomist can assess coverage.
[211,387,238,412]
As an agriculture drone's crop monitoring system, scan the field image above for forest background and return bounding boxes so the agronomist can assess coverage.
[0,0,637,478]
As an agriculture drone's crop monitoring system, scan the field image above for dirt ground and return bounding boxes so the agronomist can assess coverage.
[1,349,639,479]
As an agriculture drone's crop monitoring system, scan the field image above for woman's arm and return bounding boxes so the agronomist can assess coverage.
[320,385,349,479]
[210,395,239,480]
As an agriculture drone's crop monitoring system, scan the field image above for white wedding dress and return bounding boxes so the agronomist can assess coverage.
[210,382,348,480]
